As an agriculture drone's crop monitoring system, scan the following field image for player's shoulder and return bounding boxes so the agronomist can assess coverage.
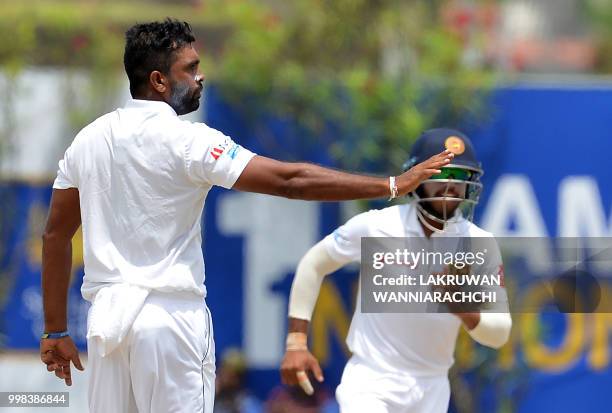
[171,118,231,146]
[348,204,402,222]
[84,110,116,131]
[71,111,117,147]
[167,115,213,132]
[343,204,405,236]
[465,221,496,238]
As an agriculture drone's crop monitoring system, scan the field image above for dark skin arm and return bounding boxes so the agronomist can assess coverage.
[457,313,480,329]
[233,151,454,200]
[40,188,84,386]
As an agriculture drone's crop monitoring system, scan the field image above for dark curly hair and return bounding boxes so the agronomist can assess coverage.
[124,18,195,97]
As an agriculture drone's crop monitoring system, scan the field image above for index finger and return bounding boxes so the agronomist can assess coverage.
[296,370,314,395]
[434,149,454,159]
[425,150,454,164]
[63,364,72,387]
[71,353,84,371]
[417,153,453,169]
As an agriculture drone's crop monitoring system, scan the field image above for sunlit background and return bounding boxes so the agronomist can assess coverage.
[1,1,611,412]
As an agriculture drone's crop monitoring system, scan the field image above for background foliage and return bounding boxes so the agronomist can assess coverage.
[0,0,495,173]
[586,0,612,73]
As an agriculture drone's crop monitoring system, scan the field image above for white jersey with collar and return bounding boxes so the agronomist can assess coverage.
[322,201,502,377]
[53,98,256,301]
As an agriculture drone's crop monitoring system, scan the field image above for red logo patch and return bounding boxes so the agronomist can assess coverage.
[211,147,224,160]
[210,141,230,160]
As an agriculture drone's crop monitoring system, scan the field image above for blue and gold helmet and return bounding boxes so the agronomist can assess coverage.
[403,128,483,231]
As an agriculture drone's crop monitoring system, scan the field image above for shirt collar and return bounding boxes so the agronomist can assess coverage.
[123,98,177,117]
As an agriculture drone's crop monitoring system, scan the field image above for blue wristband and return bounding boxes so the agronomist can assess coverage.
[41,331,69,339]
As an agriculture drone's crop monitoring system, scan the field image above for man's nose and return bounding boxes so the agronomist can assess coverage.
[443,183,461,195]
[446,182,460,189]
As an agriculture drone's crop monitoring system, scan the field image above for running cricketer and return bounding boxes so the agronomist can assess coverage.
[39,19,453,413]
[281,129,512,412]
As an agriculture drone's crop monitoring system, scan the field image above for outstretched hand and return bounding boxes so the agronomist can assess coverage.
[396,150,454,196]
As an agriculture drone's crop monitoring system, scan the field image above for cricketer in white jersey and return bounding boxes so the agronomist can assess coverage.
[282,129,512,413]
[40,20,454,413]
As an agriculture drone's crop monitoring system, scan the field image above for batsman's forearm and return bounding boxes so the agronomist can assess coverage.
[288,241,345,322]
[457,312,480,330]
[288,317,310,334]
[284,164,389,201]
[42,234,73,332]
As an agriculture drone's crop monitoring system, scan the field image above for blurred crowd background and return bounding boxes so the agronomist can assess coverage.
[1,1,611,412]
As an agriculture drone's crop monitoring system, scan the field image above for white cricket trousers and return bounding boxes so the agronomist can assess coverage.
[87,291,215,413]
[336,356,450,413]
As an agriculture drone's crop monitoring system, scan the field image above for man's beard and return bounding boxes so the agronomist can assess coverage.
[168,80,200,115]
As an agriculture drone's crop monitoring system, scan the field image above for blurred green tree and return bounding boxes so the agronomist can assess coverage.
[0,0,494,173]
[586,0,612,73]
[210,0,495,172]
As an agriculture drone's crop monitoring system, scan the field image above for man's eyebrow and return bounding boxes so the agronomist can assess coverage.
[186,59,200,67]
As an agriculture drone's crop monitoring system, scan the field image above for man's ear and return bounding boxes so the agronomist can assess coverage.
[149,71,168,93]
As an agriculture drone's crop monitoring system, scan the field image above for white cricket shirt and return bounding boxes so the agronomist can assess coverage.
[53,98,255,301]
[323,201,503,377]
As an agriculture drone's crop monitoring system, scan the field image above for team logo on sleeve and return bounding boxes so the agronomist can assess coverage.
[210,139,232,160]
[227,144,241,159]
[211,147,224,160]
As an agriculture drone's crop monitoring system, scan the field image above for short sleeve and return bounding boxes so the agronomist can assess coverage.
[53,144,78,189]
[184,123,256,189]
[322,211,372,263]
